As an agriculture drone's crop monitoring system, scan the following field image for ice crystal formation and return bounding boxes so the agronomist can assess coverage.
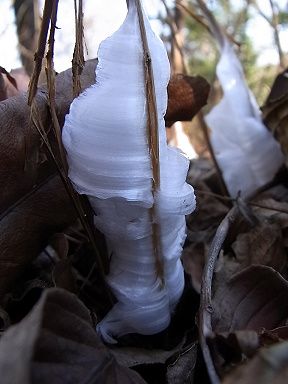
[62,0,195,343]
[205,40,284,198]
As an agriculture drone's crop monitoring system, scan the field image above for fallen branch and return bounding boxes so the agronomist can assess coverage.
[199,205,239,384]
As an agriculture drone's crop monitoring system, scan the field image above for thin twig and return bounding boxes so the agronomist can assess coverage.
[197,112,230,198]
[249,201,288,215]
[176,1,240,47]
[72,0,85,97]
[196,188,288,215]
[135,0,164,283]
[27,0,112,303]
[250,0,285,68]
[28,0,54,105]
[46,0,68,173]
[199,205,239,384]
[194,0,226,49]
[30,102,111,292]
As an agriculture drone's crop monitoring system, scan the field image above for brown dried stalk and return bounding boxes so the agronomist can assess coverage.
[135,0,164,283]
[46,0,68,173]
[72,0,85,97]
[197,112,230,198]
[199,205,239,384]
[196,188,288,215]
[28,0,110,292]
[28,0,54,105]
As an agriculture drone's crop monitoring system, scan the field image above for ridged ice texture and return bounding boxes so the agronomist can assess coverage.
[205,40,284,198]
[62,0,195,343]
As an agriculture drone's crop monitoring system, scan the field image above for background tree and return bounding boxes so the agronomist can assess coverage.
[13,0,40,75]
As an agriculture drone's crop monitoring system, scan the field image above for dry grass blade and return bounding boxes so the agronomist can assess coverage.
[46,0,68,173]
[199,205,239,384]
[135,0,164,283]
[72,0,85,98]
[30,99,110,294]
[0,66,18,90]
[28,0,54,105]
[27,0,111,300]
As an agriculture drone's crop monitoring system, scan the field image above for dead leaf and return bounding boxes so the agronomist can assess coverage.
[49,234,77,292]
[231,222,287,277]
[212,265,288,333]
[187,182,229,242]
[262,68,288,160]
[0,66,19,101]
[222,341,288,384]
[182,242,207,293]
[211,330,260,366]
[183,179,228,293]
[0,176,75,297]
[111,334,197,384]
[207,263,288,378]
[165,74,210,127]
[0,288,146,384]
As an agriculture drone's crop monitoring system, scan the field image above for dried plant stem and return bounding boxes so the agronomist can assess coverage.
[197,112,230,198]
[46,0,68,173]
[196,188,288,215]
[249,201,288,215]
[199,205,239,384]
[28,0,54,105]
[135,0,164,283]
[72,0,85,97]
[30,103,108,276]
[28,0,111,300]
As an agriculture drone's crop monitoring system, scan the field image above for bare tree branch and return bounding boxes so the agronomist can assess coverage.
[250,0,286,68]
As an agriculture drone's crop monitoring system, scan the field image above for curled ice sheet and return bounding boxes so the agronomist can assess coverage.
[205,40,284,198]
[62,0,195,343]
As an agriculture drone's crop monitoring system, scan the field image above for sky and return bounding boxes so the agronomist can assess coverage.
[0,0,287,72]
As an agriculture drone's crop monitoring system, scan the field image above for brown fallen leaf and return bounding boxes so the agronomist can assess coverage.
[212,265,288,333]
[0,288,146,384]
[222,341,288,384]
[0,66,19,101]
[207,259,288,378]
[212,196,288,289]
[210,327,288,370]
[165,74,210,127]
[0,176,75,297]
[230,222,287,277]
[183,179,229,293]
[110,333,197,384]
[49,233,78,293]
[182,242,207,293]
[262,68,288,161]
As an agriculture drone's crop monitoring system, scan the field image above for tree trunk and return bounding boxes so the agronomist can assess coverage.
[13,0,40,75]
